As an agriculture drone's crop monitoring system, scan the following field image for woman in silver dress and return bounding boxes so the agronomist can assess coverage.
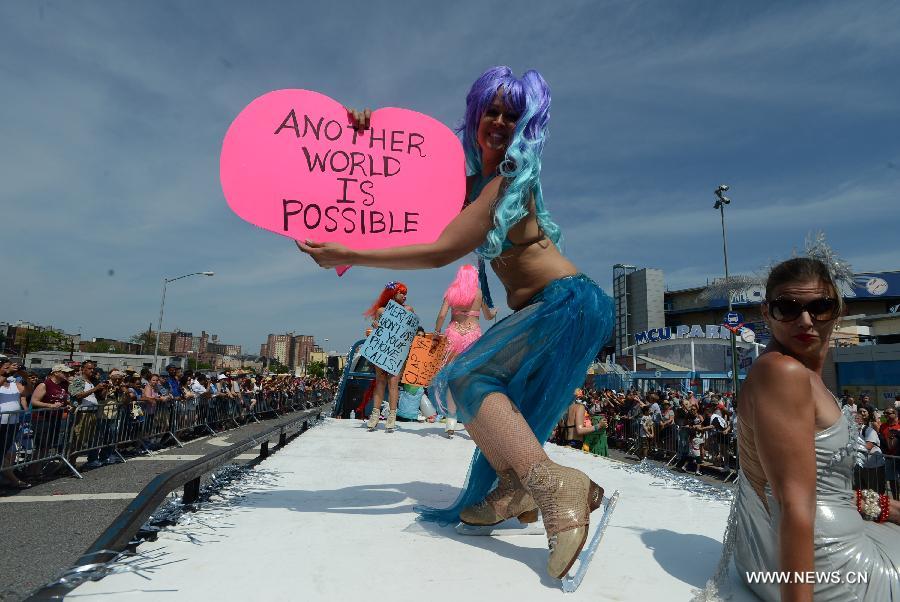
[732,257,900,601]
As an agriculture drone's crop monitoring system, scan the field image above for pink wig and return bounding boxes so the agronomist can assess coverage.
[444,264,478,307]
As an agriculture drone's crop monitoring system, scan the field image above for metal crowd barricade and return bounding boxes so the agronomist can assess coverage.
[168,399,201,445]
[72,404,132,463]
[701,428,738,481]
[1,388,327,483]
[654,422,679,464]
[1,407,80,478]
[606,415,628,449]
[253,390,276,420]
[854,453,900,498]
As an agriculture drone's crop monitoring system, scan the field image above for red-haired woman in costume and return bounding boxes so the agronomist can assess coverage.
[363,281,413,433]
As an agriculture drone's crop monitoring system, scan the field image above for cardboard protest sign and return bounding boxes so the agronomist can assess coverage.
[360,301,420,375]
[401,334,448,386]
[220,89,466,275]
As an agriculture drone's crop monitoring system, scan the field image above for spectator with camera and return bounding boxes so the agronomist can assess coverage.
[67,360,109,469]
[96,370,133,465]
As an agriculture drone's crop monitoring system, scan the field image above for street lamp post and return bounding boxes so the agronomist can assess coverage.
[713,185,741,397]
[153,271,214,372]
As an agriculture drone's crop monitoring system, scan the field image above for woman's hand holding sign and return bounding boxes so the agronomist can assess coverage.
[346,107,371,133]
[296,239,354,269]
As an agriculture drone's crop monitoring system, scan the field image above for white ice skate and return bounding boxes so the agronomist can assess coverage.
[560,490,620,593]
[454,516,545,536]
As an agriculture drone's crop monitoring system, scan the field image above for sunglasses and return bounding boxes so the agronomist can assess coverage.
[483,106,521,123]
[767,296,840,322]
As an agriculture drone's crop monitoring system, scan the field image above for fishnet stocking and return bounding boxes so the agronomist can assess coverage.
[466,391,549,479]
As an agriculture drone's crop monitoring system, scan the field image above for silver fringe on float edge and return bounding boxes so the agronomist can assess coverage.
[42,463,282,594]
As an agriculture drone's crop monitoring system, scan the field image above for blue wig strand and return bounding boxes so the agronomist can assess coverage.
[457,67,562,260]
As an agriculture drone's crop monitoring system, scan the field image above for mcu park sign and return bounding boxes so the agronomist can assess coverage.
[634,324,739,345]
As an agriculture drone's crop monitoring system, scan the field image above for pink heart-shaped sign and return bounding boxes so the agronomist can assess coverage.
[220,89,466,274]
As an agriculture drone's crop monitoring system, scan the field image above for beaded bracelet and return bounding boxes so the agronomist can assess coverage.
[855,489,890,523]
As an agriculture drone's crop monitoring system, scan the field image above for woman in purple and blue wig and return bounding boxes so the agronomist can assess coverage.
[298,66,614,579]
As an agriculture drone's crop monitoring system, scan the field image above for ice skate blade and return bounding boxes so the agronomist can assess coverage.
[455,517,545,537]
[560,490,620,593]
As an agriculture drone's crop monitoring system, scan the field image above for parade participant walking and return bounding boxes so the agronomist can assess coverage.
[434,263,496,437]
[703,257,900,601]
[363,281,414,433]
[298,66,614,580]
[434,264,496,360]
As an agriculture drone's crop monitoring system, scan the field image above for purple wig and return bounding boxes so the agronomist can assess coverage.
[457,67,560,259]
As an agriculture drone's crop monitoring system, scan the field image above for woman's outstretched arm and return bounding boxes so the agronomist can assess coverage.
[297,177,503,270]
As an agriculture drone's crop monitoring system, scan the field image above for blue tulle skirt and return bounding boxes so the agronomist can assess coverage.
[416,274,614,524]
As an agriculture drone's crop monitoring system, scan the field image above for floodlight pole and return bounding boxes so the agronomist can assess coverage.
[714,186,740,397]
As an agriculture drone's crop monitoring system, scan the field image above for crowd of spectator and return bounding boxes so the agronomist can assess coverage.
[842,393,900,499]
[549,386,900,497]
[0,354,334,489]
[551,387,737,476]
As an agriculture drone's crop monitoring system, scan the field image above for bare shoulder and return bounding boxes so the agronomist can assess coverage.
[749,351,810,384]
[746,352,814,415]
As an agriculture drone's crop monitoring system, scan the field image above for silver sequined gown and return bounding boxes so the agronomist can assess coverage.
[734,409,900,601]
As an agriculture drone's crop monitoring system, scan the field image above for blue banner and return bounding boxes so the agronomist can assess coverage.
[841,272,900,299]
[360,301,420,375]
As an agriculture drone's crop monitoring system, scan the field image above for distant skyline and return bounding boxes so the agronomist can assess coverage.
[3,1,899,354]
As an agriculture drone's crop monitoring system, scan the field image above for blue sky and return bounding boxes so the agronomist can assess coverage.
[2,0,899,355]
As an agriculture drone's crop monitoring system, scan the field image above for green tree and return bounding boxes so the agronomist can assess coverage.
[130,331,158,355]
[268,358,290,374]
[20,328,70,357]
[307,361,326,378]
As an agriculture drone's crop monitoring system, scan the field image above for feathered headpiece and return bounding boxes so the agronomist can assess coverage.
[803,231,855,289]
[699,231,854,303]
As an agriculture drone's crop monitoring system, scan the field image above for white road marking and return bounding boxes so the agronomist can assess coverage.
[0,492,138,503]
[207,436,233,447]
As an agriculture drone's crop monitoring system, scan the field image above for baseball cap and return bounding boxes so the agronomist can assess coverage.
[51,364,74,373]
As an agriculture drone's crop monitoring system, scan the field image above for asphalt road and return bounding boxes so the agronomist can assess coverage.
[0,407,324,602]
